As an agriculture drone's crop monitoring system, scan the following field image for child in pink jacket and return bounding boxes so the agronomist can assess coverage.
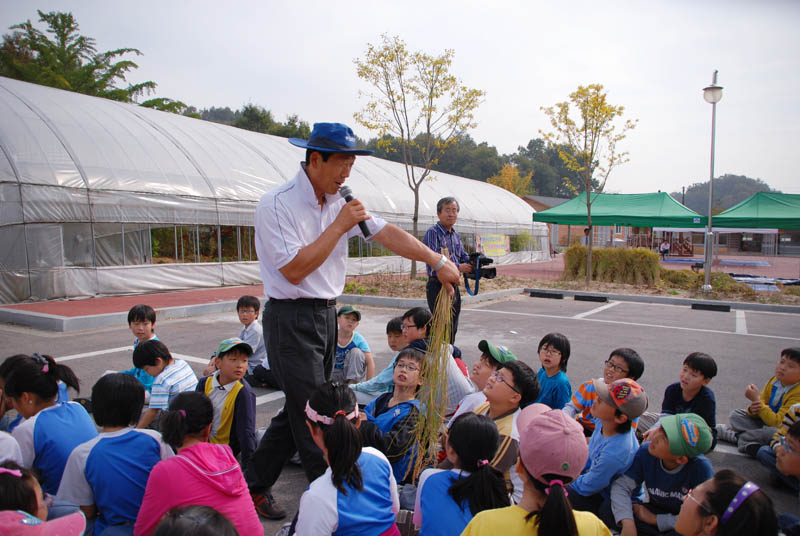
[134,392,260,536]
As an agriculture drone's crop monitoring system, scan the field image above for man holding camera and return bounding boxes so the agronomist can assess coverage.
[423,197,473,343]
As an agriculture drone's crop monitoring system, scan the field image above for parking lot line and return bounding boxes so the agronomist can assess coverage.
[475,307,800,342]
[736,310,748,334]
[572,301,620,319]
[58,346,131,361]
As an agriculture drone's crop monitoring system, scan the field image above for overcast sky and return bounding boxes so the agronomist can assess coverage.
[3,0,799,195]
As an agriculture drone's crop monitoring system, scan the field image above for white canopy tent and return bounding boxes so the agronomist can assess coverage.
[0,77,547,303]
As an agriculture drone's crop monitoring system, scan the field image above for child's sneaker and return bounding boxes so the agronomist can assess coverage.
[252,491,286,520]
[716,423,738,444]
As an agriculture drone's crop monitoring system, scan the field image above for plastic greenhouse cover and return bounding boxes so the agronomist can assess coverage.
[0,76,537,233]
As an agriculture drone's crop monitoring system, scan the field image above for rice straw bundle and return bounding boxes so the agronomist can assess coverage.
[409,286,453,481]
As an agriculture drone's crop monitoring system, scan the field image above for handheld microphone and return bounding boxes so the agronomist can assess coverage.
[339,185,371,238]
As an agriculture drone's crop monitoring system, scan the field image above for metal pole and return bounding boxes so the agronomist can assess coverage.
[702,71,719,292]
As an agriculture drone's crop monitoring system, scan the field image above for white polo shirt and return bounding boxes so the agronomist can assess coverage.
[254,164,387,299]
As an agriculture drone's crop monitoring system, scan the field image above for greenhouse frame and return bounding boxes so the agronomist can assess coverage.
[0,77,547,304]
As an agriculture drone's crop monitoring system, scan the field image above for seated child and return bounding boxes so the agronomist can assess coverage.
[533,332,572,409]
[351,317,406,405]
[134,392,261,536]
[639,352,718,448]
[122,304,159,392]
[758,406,800,494]
[566,378,647,514]
[608,413,714,536]
[402,307,474,416]
[57,373,174,535]
[1,461,48,520]
[674,469,779,536]
[461,404,610,536]
[414,412,510,535]
[467,360,539,502]
[133,340,198,429]
[332,305,375,384]
[564,347,644,436]
[196,338,257,469]
[151,505,238,536]
[774,421,800,534]
[7,354,97,496]
[235,295,279,391]
[360,348,423,491]
[1,354,71,433]
[720,347,800,456]
[448,340,518,427]
[296,382,399,535]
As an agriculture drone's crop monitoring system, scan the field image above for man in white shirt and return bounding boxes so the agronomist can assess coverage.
[246,122,460,519]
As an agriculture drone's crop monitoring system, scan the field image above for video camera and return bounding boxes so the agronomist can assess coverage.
[463,252,495,296]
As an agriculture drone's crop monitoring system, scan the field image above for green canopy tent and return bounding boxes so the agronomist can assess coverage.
[712,192,800,229]
[532,192,707,228]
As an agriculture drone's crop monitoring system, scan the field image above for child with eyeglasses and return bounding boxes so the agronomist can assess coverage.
[564,348,645,437]
[532,333,573,409]
[360,348,425,508]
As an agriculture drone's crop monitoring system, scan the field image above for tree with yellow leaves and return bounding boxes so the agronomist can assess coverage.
[487,164,534,197]
[354,34,484,278]
[540,84,637,284]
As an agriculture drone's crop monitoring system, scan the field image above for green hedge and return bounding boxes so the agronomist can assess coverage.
[563,244,660,285]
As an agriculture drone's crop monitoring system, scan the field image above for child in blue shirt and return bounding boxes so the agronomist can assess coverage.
[57,373,173,534]
[133,340,197,429]
[567,378,648,514]
[351,317,405,405]
[122,304,159,392]
[7,354,97,496]
[360,348,423,491]
[333,305,375,384]
[608,413,714,535]
[533,332,572,409]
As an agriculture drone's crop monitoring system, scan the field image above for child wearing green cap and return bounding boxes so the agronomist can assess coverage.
[608,413,714,536]
[195,338,257,469]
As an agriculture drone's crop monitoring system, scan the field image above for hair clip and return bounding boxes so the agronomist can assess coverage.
[545,479,566,496]
[305,401,358,425]
[31,353,49,373]
[477,459,489,468]
[0,468,22,477]
[178,409,186,418]
[720,481,759,524]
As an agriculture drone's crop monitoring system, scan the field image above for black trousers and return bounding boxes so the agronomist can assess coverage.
[426,277,461,344]
[244,299,336,492]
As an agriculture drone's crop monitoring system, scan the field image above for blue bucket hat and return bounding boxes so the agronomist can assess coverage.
[289,122,373,155]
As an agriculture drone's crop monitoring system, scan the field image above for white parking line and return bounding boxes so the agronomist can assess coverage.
[56,348,285,407]
[475,308,800,342]
[736,310,748,335]
[572,301,620,319]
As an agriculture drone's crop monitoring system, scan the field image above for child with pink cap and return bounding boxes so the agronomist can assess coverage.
[462,403,611,536]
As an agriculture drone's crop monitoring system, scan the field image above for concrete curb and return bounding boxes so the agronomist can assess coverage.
[523,288,800,314]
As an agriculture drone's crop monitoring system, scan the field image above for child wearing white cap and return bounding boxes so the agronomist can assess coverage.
[461,403,611,536]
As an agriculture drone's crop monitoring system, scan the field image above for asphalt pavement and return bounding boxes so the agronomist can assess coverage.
[1,293,798,533]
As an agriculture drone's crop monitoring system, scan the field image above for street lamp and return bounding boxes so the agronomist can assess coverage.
[702,70,723,292]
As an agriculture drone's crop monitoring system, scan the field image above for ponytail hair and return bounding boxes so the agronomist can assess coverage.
[306,382,362,494]
[4,353,79,400]
[525,470,578,536]
[161,391,213,449]
[446,413,509,515]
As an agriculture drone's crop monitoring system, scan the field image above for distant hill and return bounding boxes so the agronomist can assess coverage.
[671,174,779,214]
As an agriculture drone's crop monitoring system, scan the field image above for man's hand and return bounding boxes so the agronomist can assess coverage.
[620,519,638,536]
[333,199,370,234]
[436,260,460,296]
[744,384,760,402]
[458,263,473,274]
[633,504,657,526]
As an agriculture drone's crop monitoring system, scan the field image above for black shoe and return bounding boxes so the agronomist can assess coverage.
[252,491,287,520]
[743,442,762,458]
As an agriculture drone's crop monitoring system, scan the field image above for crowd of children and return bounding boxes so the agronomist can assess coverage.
[0,296,798,536]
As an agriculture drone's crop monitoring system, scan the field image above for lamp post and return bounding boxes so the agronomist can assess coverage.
[702,70,723,292]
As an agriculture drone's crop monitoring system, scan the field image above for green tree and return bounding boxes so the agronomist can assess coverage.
[541,84,637,284]
[672,174,778,214]
[234,103,275,133]
[0,10,184,110]
[511,138,589,197]
[354,34,485,278]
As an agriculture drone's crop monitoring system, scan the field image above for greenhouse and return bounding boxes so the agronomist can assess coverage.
[0,77,547,304]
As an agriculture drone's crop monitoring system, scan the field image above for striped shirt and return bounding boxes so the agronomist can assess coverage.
[149,360,198,410]
[422,223,470,278]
